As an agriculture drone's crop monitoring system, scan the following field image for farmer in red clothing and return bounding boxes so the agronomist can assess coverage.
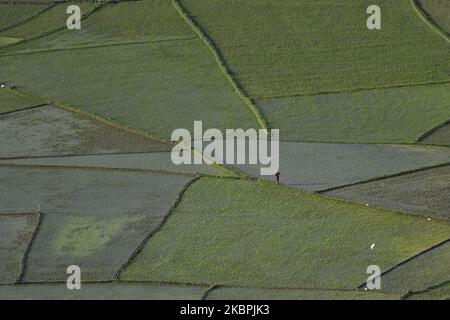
[275,172,281,185]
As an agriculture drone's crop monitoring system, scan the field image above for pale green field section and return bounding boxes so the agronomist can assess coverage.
[325,165,450,220]
[0,153,228,177]
[420,123,450,147]
[121,178,450,290]
[0,87,43,114]
[207,287,399,300]
[0,166,192,282]
[416,0,450,34]
[180,0,449,98]
[381,241,450,294]
[0,105,172,158]
[2,0,195,51]
[0,214,38,284]
[0,2,96,41]
[0,40,260,139]
[405,282,450,300]
[232,142,450,191]
[0,282,206,300]
[258,84,450,143]
[0,3,49,32]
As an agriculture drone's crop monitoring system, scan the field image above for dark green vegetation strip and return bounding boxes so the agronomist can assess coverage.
[16,212,42,283]
[121,177,450,289]
[0,213,39,284]
[206,286,399,300]
[258,83,450,143]
[0,105,172,158]
[0,88,45,114]
[0,166,192,282]
[0,282,207,300]
[379,240,450,294]
[404,281,450,300]
[325,165,450,220]
[414,0,450,37]
[232,142,450,192]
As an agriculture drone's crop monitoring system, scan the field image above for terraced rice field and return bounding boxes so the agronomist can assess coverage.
[121,178,450,290]
[0,166,192,281]
[0,213,39,284]
[0,0,448,301]
[325,165,450,220]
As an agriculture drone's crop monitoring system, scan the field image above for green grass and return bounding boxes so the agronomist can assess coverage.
[180,0,449,98]
[0,214,38,284]
[416,0,450,34]
[258,83,450,143]
[0,4,49,32]
[207,287,399,300]
[121,177,450,290]
[0,40,260,139]
[0,87,43,114]
[382,241,450,294]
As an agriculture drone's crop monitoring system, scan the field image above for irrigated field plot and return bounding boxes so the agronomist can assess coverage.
[232,142,450,191]
[325,165,450,220]
[0,105,171,158]
[0,87,43,114]
[3,0,194,51]
[405,282,450,300]
[0,282,207,300]
[0,166,193,282]
[420,122,450,147]
[0,153,229,177]
[180,0,449,97]
[179,0,450,144]
[380,240,450,294]
[258,84,450,143]
[0,2,96,42]
[416,0,450,34]
[0,213,39,284]
[0,3,49,32]
[207,287,398,300]
[121,178,450,290]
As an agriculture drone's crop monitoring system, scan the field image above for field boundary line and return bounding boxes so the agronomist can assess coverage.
[114,176,202,280]
[0,162,207,178]
[416,118,450,143]
[16,211,43,284]
[0,2,55,34]
[6,87,174,146]
[255,80,450,101]
[400,280,450,300]
[317,161,450,194]
[172,0,270,133]
[410,0,449,42]
[0,103,48,116]
[0,0,108,53]
[0,151,175,161]
[0,36,197,57]
[201,285,221,300]
[358,238,450,290]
